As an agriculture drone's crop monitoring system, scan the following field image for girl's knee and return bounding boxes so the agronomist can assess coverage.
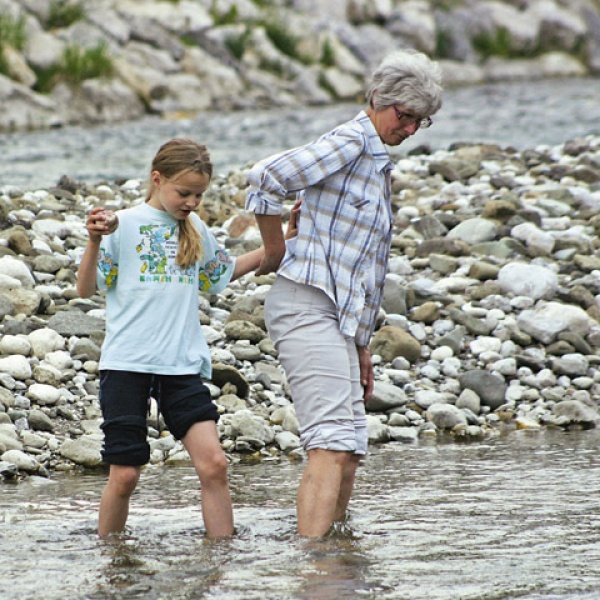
[197,451,228,484]
[109,465,141,496]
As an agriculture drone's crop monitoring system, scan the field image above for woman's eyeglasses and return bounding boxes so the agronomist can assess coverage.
[392,106,433,129]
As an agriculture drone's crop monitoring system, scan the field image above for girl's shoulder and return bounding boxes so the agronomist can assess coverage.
[113,203,144,222]
[189,212,210,234]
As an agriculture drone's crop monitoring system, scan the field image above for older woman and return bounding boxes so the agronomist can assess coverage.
[246,50,443,537]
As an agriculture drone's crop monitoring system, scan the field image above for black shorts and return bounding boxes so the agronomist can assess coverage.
[99,370,219,466]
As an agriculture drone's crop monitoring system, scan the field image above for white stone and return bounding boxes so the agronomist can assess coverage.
[0,355,31,380]
[275,431,300,452]
[27,383,61,406]
[431,346,453,361]
[1,449,39,472]
[456,389,481,413]
[0,256,35,286]
[0,273,22,289]
[498,262,558,300]
[469,336,502,355]
[492,358,517,376]
[0,335,31,356]
[517,302,596,344]
[202,325,224,344]
[28,328,65,358]
[43,350,72,370]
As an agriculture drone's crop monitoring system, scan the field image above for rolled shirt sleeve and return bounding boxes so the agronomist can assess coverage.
[246,132,365,215]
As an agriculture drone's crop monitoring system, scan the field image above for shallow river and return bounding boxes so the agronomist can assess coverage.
[0,77,600,189]
[2,429,600,600]
[1,78,600,599]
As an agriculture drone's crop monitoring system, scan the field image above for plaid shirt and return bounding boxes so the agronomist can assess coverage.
[246,111,393,346]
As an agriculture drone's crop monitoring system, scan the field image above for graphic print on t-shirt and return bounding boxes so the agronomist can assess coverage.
[198,249,231,292]
[98,248,119,288]
[136,224,194,284]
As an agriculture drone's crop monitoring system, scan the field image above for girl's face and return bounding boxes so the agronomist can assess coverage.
[147,170,210,220]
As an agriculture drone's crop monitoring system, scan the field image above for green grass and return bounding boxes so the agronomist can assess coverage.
[47,0,85,29]
[472,27,514,58]
[430,0,463,10]
[0,14,27,78]
[0,14,26,51]
[210,1,239,26]
[225,29,251,60]
[33,42,113,92]
[261,20,313,64]
[263,20,298,59]
[435,29,452,58]
[320,38,335,67]
[318,72,337,99]
[472,26,543,59]
[62,42,113,84]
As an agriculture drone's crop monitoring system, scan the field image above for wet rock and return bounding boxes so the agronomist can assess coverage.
[1,449,39,473]
[59,437,103,468]
[426,404,468,429]
[366,415,389,444]
[553,400,599,425]
[459,370,507,410]
[229,410,275,445]
[368,382,408,412]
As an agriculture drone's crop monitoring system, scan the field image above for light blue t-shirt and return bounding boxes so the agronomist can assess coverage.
[97,202,235,377]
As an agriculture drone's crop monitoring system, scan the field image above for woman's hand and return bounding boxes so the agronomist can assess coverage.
[284,199,301,240]
[86,207,119,243]
[357,345,374,403]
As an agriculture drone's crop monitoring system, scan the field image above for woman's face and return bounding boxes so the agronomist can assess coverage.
[147,170,210,220]
[370,105,422,146]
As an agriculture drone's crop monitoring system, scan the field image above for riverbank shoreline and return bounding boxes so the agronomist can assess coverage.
[2,0,600,133]
[1,132,600,481]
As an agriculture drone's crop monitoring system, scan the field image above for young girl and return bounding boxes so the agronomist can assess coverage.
[77,138,296,539]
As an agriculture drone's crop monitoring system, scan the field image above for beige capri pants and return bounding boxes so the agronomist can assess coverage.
[264,275,368,455]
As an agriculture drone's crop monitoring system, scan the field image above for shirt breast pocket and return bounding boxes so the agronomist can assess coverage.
[348,195,371,210]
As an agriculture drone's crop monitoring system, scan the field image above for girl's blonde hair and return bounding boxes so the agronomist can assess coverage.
[145,138,213,268]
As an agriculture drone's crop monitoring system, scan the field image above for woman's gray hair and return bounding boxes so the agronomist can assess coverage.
[365,50,443,116]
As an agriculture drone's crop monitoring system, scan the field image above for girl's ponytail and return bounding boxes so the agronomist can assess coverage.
[177,217,203,269]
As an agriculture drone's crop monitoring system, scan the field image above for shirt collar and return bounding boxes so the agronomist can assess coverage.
[355,110,393,173]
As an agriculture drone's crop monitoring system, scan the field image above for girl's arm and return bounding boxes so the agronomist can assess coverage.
[76,238,102,297]
[231,247,264,281]
[76,207,118,298]
[231,199,301,280]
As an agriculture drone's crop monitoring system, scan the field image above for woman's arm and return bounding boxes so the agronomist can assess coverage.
[233,199,301,279]
[357,345,374,403]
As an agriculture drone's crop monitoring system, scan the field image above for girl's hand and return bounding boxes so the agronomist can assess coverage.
[86,207,119,243]
[284,199,301,240]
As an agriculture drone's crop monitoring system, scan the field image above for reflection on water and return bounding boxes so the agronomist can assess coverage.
[1,430,600,599]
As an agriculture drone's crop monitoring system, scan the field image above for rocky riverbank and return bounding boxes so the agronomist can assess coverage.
[1,0,600,132]
[1,134,600,481]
